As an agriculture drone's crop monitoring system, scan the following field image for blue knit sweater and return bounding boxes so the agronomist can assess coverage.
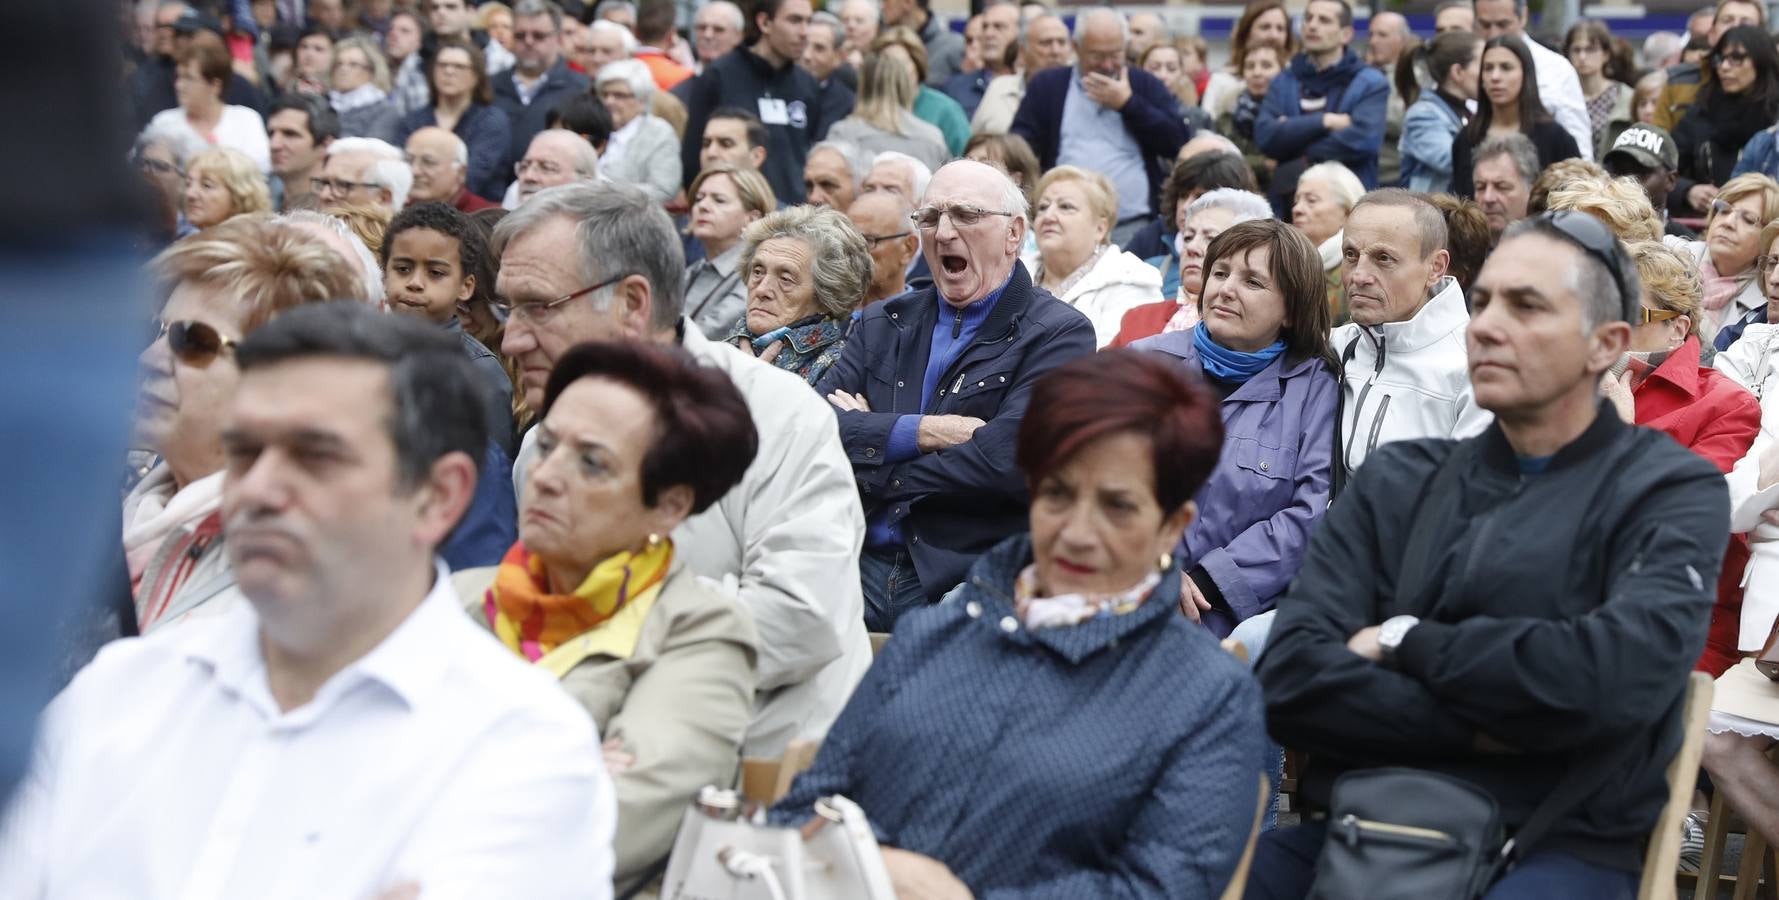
[772,533,1266,898]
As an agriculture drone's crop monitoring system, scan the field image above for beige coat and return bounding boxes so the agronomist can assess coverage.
[454,561,759,887]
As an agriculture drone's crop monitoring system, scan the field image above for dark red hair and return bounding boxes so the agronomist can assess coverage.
[541,341,758,514]
[1017,350,1224,513]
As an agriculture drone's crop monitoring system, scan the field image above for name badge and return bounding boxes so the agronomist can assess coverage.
[758,97,790,125]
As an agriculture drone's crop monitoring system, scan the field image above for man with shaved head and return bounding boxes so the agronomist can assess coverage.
[512,129,601,206]
[1011,7,1191,247]
[406,126,495,211]
[846,191,921,307]
[816,159,1096,629]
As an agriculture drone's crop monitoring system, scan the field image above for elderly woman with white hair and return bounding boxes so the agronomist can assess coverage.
[727,205,872,384]
[1114,189,1276,346]
[1291,160,1366,324]
[328,35,402,143]
[595,59,682,202]
[1023,165,1165,348]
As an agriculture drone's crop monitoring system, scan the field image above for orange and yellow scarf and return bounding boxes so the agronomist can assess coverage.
[482,539,674,662]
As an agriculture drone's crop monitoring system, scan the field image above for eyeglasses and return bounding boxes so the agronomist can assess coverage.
[513,28,556,42]
[1759,255,1779,275]
[492,271,632,321]
[154,319,237,365]
[910,203,1016,230]
[138,157,184,179]
[1711,198,1764,229]
[864,231,913,246]
[1636,307,1683,324]
[1533,211,1640,323]
[311,176,378,195]
[1713,50,1752,68]
[514,158,566,178]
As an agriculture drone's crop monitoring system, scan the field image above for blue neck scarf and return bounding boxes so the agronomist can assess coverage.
[1192,322,1286,384]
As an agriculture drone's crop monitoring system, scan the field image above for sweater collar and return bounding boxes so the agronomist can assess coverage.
[1477,399,1627,475]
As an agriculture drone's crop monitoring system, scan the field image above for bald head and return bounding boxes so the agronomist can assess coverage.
[517,130,600,204]
[921,159,1029,306]
[1367,12,1410,66]
[847,191,919,304]
[404,126,469,203]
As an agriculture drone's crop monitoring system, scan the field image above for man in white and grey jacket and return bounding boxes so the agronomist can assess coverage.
[494,182,872,756]
[1334,189,1493,486]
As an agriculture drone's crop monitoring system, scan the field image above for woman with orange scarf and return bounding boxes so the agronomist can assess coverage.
[453,340,761,893]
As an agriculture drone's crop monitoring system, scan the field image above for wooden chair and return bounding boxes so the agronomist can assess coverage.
[739,739,820,806]
[869,632,891,657]
[1693,741,1779,900]
[1635,671,1711,900]
[1221,770,1269,900]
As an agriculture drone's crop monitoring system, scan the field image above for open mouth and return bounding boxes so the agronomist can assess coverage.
[941,254,967,274]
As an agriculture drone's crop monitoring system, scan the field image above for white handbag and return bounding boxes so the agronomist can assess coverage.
[659,788,897,900]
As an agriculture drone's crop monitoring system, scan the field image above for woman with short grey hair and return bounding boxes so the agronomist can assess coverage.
[728,205,871,385]
[329,36,401,143]
[596,58,682,201]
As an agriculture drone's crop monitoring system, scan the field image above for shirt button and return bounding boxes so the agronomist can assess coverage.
[999,616,1019,633]
[966,601,982,618]
[891,479,901,488]
[897,380,905,387]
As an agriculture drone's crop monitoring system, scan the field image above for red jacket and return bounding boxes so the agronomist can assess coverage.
[453,187,498,213]
[1110,299,1182,348]
[1633,335,1762,676]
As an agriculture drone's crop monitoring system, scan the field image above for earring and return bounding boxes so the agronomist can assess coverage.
[1157,552,1173,572]
[647,533,662,548]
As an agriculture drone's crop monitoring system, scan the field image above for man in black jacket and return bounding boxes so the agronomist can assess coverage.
[1249,212,1731,898]
[815,160,1095,630]
[492,0,591,183]
[676,0,823,204]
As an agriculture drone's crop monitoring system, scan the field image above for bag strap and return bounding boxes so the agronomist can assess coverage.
[1330,333,1366,501]
[1487,735,1645,880]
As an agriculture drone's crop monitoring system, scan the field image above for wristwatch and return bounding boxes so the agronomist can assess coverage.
[1376,615,1421,665]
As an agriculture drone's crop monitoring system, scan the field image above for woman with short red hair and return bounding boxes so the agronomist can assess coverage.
[773,350,1266,899]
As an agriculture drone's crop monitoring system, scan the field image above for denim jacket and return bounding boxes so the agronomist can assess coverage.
[1132,332,1339,636]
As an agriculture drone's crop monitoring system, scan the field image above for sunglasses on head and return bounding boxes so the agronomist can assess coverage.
[154,319,237,365]
[1533,211,1640,323]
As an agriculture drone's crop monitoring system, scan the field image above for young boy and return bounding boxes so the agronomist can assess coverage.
[382,202,515,455]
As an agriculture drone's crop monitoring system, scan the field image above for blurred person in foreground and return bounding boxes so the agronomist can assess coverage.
[1,304,616,898]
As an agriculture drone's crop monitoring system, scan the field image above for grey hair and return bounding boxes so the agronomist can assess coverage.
[275,209,384,302]
[1352,188,1450,260]
[590,18,638,53]
[927,159,1029,223]
[1299,161,1365,212]
[810,10,846,46]
[841,0,880,17]
[810,139,873,185]
[531,128,601,179]
[1072,7,1129,43]
[1642,31,1683,69]
[597,58,656,107]
[594,0,637,20]
[1474,132,1540,189]
[869,151,932,202]
[134,119,210,167]
[511,0,565,31]
[1181,132,1242,157]
[738,206,872,320]
[1185,188,1274,227]
[701,0,746,30]
[327,136,413,209]
[491,182,688,332]
[333,35,392,93]
[1500,216,1639,333]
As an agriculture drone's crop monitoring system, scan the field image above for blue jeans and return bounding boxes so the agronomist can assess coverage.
[861,546,929,632]
[1246,823,1639,900]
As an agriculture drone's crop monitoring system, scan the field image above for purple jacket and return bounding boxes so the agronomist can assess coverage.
[1133,331,1338,637]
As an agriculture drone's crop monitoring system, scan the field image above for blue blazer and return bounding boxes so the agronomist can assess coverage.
[1011,66,1192,217]
[814,263,1096,598]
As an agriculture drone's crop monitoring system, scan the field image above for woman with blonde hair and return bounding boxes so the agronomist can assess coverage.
[329,35,401,143]
[825,52,950,172]
[1025,165,1164,347]
[1667,172,1779,342]
[684,164,777,339]
[322,202,395,258]
[182,147,271,231]
[1544,175,1664,242]
[872,27,971,155]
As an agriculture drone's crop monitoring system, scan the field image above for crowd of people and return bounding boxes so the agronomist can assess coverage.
[11,0,1779,896]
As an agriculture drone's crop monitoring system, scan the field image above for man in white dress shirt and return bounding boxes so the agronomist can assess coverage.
[0,304,615,900]
[1471,0,1594,160]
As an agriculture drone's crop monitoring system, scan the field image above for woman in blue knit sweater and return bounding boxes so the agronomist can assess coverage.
[773,350,1267,899]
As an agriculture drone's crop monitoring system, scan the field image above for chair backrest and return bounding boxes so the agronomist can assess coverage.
[869,632,891,657]
[739,738,821,806]
[1637,670,1714,900]
[1221,770,1269,900]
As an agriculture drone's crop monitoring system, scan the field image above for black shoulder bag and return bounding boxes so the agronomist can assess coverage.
[1307,443,1639,900]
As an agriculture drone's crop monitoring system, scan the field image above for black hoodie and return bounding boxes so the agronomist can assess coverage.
[676,46,831,205]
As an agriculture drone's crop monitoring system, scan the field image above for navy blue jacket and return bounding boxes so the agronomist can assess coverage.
[814,262,1096,598]
[442,442,518,571]
[773,533,1266,898]
[1010,66,1192,218]
[491,58,592,182]
[1255,50,1389,190]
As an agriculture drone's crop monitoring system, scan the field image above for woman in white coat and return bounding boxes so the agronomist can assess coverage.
[1714,221,1779,657]
[1023,165,1163,348]
[595,59,683,202]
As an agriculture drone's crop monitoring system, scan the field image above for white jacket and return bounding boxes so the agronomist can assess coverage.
[1525,36,1594,162]
[516,321,872,754]
[1713,323,1779,649]
[1023,245,1164,348]
[1331,276,1493,478]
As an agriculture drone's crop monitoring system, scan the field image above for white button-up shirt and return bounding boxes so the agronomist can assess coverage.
[0,562,616,900]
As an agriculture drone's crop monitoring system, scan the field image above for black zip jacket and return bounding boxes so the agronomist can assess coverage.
[676,47,827,205]
[1258,404,1729,871]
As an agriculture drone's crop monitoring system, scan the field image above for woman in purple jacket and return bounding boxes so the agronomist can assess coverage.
[1134,219,1339,637]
